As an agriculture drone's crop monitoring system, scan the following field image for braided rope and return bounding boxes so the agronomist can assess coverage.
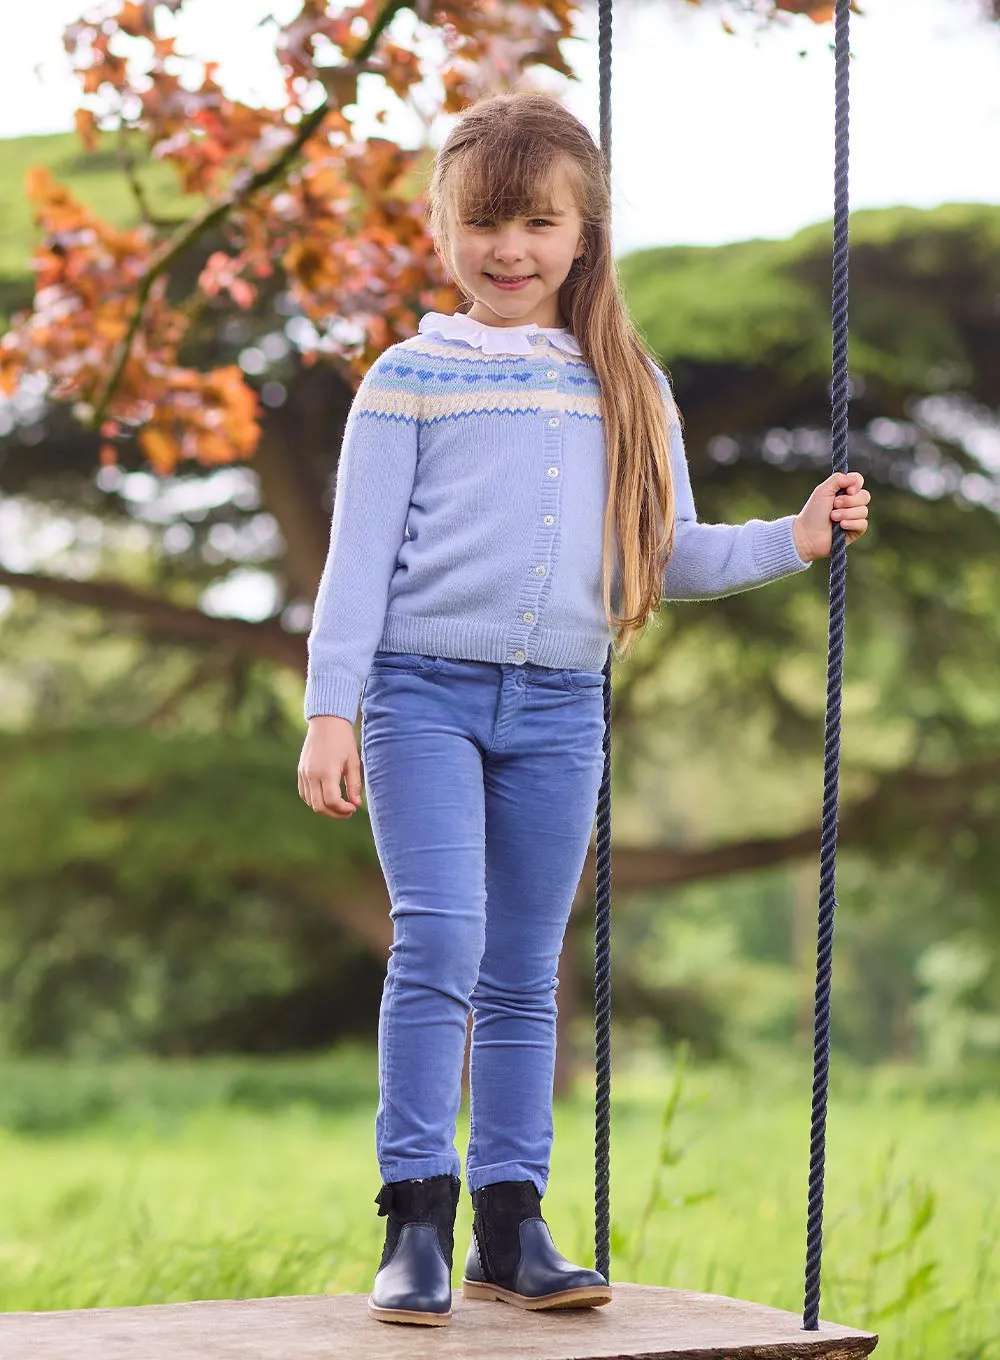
[593,0,614,1287]
[594,645,614,1284]
[803,0,852,1331]
[598,0,612,169]
[590,0,850,1318]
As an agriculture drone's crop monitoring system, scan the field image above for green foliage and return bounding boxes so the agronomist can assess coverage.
[0,724,365,890]
[0,726,383,1056]
[610,218,1000,1063]
[621,204,1000,408]
[602,854,1000,1069]
[913,936,1000,1070]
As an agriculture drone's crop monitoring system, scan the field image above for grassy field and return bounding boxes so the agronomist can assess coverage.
[0,1045,995,1360]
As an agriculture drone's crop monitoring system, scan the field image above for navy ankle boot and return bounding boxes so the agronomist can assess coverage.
[368,1174,462,1325]
[462,1180,612,1310]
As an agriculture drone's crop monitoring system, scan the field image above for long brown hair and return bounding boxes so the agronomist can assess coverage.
[426,90,677,659]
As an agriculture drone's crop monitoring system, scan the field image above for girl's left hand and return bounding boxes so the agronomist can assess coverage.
[793,472,871,563]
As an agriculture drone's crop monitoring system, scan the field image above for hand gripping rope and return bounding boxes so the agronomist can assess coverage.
[591,0,852,1331]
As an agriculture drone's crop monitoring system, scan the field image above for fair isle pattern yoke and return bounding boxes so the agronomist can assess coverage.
[304,326,812,725]
[353,335,604,425]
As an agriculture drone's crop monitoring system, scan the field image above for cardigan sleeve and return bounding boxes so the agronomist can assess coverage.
[657,375,812,602]
[303,351,419,723]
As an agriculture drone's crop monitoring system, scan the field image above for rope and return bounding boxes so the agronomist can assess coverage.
[592,0,852,1310]
[594,647,613,1283]
[593,0,614,1287]
[803,0,852,1331]
[598,0,612,170]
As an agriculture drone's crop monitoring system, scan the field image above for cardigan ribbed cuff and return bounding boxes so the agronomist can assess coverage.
[303,669,363,725]
[753,515,812,580]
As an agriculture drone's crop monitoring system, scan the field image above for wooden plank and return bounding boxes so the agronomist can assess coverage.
[0,1283,877,1360]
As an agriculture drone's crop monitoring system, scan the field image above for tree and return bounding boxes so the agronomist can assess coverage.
[2,202,1000,1065]
[2,0,991,683]
[1,0,858,473]
[2,1,999,1066]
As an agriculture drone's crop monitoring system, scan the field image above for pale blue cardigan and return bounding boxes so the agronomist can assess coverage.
[304,311,810,723]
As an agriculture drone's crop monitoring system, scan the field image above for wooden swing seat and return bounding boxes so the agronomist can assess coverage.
[0,1283,877,1359]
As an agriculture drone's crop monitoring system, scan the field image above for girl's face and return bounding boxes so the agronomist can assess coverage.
[444,160,586,330]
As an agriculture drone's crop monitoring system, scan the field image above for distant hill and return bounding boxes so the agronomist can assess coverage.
[0,130,203,318]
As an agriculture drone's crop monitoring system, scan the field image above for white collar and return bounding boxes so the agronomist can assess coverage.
[417,310,582,358]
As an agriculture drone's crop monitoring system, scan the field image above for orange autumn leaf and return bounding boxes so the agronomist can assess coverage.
[116,1,151,37]
[780,0,836,18]
[685,0,850,18]
[4,0,860,479]
[191,431,241,464]
[24,166,61,208]
[94,315,129,342]
[74,108,100,152]
[139,426,181,473]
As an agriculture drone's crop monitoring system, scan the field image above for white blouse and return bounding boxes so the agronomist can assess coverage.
[417,309,583,358]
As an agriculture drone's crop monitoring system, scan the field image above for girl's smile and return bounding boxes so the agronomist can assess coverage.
[484,272,537,290]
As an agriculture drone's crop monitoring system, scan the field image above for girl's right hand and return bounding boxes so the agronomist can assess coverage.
[298,716,365,819]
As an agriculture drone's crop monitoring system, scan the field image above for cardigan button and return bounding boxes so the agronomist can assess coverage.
[513,650,526,662]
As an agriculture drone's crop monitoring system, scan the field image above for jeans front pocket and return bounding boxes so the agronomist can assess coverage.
[566,667,607,691]
[529,664,607,698]
[369,651,442,677]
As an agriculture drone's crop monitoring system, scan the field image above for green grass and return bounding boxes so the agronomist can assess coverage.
[0,1045,996,1360]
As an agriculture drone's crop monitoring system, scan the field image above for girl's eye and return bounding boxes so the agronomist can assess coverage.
[529,219,553,228]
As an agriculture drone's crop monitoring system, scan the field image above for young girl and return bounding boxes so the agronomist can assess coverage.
[297,91,870,1328]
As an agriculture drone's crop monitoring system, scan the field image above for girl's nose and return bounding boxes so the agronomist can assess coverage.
[492,227,527,261]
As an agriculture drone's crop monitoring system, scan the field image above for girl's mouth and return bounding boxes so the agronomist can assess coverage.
[485,272,535,291]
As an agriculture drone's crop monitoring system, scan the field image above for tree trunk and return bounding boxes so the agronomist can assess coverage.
[250,365,351,601]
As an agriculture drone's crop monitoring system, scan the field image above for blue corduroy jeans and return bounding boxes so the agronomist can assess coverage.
[359,650,607,1196]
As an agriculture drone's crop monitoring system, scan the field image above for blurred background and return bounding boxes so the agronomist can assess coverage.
[0,1,998,1354]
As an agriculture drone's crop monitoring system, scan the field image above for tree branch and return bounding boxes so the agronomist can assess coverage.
[89,0,415,434]
[572,753,1000,902]
[0,567,306,670]
[116,123,154,226]
[297,754,1000,977]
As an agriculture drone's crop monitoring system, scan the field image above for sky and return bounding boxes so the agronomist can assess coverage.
[0,0,997,255]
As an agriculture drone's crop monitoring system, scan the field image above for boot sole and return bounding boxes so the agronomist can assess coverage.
[462,1278,612,1310]
[368,1301,452,1326]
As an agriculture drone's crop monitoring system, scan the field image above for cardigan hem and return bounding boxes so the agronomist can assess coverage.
[380,611,614,672]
